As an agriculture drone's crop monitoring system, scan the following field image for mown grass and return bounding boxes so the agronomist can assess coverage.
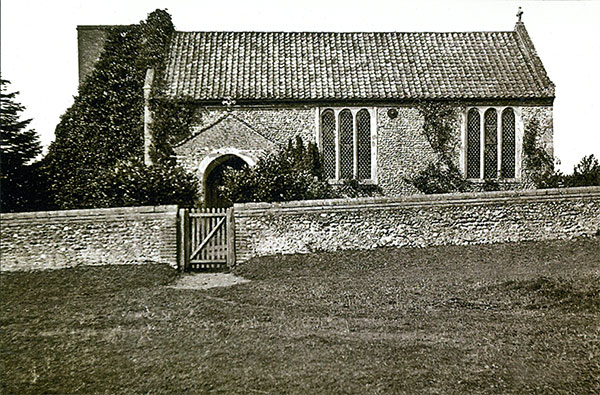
[1,238,599,394]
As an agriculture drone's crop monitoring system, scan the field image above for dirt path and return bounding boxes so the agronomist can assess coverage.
[167,272,250,290]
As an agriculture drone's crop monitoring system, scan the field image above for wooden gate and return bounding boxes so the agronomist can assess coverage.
[178,207,235,271]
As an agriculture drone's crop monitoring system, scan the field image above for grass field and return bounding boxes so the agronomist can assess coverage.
[1,238,599,394]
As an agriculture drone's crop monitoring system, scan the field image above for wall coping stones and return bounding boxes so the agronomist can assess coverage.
[0,205,178,221]
[234,187,600,214]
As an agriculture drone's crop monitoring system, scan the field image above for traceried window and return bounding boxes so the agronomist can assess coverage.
[466,107,518,180]
[319,108,374,181]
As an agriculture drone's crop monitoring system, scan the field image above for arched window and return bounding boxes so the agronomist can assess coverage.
[467,108,481,179]
[321,110,336,179]
[356,109,371,180]
[339,110,354,179]
[319,108,374,181]
[501,108,516,178]
[484,108,498,179]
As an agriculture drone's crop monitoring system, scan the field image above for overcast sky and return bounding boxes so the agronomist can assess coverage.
[1,0,599,172]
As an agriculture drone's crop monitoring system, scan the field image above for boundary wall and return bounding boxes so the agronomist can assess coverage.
[233,187,600,264]
[1,205,178,272]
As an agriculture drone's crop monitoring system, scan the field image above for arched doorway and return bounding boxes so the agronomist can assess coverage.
[203,154,249,208]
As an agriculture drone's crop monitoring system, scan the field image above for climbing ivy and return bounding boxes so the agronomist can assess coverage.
[44,9,198,209]
[417,101,461,160]
[406,101,471,194]
[149,98,201,164]
[522,117,565,188]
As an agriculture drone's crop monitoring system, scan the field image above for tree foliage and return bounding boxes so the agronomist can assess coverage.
[566,154,600,187]
[0,78,45,212]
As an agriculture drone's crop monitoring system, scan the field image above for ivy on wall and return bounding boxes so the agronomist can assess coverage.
[406,101,471,194]
[417,101,461,160]
[149,98,201,164]
[44,9,198,209]
[522,117,559,188]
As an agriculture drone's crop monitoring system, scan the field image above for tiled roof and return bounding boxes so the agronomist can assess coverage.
[162,24,554,102]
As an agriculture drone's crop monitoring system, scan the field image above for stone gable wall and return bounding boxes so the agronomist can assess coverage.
[0,206,178,272]
[233,187,599,264]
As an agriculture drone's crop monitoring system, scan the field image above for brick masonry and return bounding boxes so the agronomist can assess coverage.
[232,186,600,264]
[0,205,178,272]
[172,103,553,197]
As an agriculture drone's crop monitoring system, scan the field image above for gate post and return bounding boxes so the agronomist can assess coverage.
[226,207,236,267]
[178,208,190,271]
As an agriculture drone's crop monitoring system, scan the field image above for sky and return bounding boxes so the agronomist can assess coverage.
[1,0,599,173]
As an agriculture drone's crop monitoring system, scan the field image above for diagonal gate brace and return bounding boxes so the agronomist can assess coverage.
[190,217,226,260]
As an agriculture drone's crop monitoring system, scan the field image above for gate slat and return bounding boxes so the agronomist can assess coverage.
[200,208,205,261]
[192,208,197,259]
[219,208,224,260]
[207,208,212,262]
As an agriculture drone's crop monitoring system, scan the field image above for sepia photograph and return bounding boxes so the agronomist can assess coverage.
[1,0,599,393]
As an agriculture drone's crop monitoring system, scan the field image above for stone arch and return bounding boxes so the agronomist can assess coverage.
[199,148,257,208]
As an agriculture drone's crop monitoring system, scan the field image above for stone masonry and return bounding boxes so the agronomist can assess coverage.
[172,103,553,197]
[0,206,178,272]
[233,186,600,264]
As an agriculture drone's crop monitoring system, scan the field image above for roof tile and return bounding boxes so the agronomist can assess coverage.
[162,30,554,101]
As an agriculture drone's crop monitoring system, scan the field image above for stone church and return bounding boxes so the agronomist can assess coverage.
[77,12,554,205]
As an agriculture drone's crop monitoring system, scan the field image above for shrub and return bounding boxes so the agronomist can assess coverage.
[219,137,330,203]
[218,137,381,204]
[406,160,471,194]
[522,118,560,188]
[58,160,198,209]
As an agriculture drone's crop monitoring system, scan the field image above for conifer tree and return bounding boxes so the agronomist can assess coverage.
[0,78,43,212]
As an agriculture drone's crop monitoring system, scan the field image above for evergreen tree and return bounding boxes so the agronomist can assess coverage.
[0,78,43,212]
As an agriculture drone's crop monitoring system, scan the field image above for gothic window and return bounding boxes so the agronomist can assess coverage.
[339,110,354,179]
[319,108,374,181]
[321,110,336,179]
[484,109,498,179]
[466,106,518,180]
[357,109,371,180]
[467,108,481,179]
[501,108,516,178]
